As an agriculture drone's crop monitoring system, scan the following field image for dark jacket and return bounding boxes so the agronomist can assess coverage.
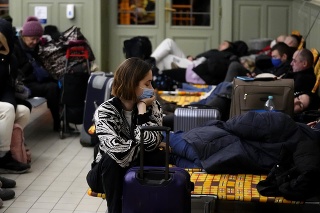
[182,111,320,175]
[271,60,292,77]
[254,58,292,77]
[13,36,44,83]
[0,19,17,107]
[193,49,237,85]
[285,67,316,93]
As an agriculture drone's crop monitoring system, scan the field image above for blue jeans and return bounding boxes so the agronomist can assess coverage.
[165,131,202,168]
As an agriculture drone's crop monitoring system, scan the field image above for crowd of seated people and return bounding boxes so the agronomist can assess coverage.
[0,14,81,205]
[0,15,33,206]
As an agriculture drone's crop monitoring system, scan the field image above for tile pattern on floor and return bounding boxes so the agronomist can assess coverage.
[0,104,107,213]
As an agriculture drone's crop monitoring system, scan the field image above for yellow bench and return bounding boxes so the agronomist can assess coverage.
[87,168,305,204]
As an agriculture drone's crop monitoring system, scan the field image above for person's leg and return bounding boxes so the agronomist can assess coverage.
[15,105,31,129]
[156,54,193,71]
[168,131,202,168]
[26,81,60,130]
[0,102,15,155]
[0,102,30,173]
[151,38,192,71]
[224,61,250,82]
[87,153,127,213]
[151,38,187,62]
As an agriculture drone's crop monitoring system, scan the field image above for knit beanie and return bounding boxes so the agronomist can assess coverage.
[22,16,43,37]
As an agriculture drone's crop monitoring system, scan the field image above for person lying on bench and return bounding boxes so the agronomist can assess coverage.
[166,111,320,200]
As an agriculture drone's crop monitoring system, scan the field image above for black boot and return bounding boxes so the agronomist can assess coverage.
[0,176,16,188]
[0,152,30,174]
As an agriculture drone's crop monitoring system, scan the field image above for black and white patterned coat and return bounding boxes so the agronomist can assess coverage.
[94,97,163,168]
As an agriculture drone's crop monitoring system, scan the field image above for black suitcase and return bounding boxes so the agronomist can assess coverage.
[61,72,89,125]
[229,78,294,118]
[174,106,221,132]
[80,71,113,146]
[191,195,216,213]
[122,126,194,213]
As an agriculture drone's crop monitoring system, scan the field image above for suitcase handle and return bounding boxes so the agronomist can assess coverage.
[140,126,171,180]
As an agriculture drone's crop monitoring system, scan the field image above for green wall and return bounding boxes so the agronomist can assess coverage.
[9,0,109,71]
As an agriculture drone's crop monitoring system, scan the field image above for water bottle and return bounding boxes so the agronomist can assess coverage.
[264,95,275,111]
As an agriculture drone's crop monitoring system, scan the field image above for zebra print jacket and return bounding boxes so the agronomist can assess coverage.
[94,97,163,168]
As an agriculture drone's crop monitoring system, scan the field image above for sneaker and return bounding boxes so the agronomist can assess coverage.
[0,152,30,174]
[0,176,16,188]
[0,188,15,201]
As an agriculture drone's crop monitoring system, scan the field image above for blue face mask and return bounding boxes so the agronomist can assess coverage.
[271,58,282,68]
[138,87,154,100]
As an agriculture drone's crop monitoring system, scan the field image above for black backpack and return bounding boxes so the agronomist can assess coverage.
[123,36,152,60]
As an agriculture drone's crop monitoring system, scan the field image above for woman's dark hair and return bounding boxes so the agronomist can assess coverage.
[112,57,152,102]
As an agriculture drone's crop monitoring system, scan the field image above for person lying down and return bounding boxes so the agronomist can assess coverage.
[164,111,319,174]
[162,111,320,200]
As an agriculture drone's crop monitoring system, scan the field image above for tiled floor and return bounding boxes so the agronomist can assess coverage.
[0,104,107,213]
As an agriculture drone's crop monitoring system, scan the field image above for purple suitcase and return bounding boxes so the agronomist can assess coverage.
[122,126,193,213]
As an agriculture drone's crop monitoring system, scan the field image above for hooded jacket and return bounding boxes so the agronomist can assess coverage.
[285,67,316,93]
[192,49,237,85]
[0,18,18,107]
[182,111,320,175]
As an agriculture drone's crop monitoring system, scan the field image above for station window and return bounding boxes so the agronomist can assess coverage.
[117,0,210,26]
[0,0,9,16]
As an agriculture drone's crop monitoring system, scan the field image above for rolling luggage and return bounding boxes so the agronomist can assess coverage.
[174,106,221,132]
[122,126,193,213]
[191,195,216,213]
[59,40,90,139]
[229,78,294,118]
[80,71,113,146]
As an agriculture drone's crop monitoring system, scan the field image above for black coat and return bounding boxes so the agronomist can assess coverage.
[13,37,44,83]
[182,111,320,174]
[0,18,18,108]
[285,67,316,93]
[193,49,237,85]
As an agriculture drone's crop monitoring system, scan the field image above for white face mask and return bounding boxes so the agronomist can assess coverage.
[138,87,154,100]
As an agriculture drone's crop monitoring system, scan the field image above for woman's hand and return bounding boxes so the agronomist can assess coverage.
[139,95,156,107]
[307,121,317,128]
[137,96,155,114]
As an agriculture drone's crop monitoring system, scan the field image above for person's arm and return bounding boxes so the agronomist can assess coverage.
[134,100,163,152]
[94,100,163,168]
[13,43,34,82]
[94,101,141,167]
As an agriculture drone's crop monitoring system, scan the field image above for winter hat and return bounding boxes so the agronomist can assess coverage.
[22,16,43,37]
